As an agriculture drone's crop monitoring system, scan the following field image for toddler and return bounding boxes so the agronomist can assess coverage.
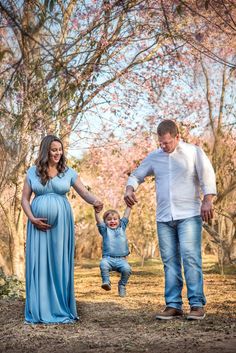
[95,206,132,297]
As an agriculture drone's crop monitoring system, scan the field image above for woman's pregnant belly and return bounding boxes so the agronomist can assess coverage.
[31,193,67,227]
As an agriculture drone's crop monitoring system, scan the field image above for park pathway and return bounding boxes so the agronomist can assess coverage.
[0,256,236,353]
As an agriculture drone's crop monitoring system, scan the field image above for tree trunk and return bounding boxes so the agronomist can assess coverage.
[203,220,236,265]
[10,226,25,280]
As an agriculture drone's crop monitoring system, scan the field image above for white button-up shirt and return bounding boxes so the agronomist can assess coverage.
[127,140,217,222]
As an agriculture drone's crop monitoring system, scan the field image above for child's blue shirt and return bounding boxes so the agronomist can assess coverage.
[97,218,129,257]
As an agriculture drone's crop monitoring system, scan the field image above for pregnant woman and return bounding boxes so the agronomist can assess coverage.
[21,135,103,324]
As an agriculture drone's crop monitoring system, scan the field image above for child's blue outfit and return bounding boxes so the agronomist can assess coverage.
[97,218,132,294]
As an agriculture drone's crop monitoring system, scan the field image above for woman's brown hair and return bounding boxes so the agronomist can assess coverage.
[35,135,67,185]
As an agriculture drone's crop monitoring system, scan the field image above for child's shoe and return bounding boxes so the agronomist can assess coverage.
[101,282,111,291]
[118,283,126,297]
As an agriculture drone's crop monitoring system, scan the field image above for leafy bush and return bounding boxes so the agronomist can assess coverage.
[0,268,25,299]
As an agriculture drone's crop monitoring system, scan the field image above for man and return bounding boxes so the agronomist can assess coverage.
[124,120,216,320]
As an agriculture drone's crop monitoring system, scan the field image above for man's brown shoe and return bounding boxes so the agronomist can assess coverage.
[156,307,183,320]
[187,306,205,320]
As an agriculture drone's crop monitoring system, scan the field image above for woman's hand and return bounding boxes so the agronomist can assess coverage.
[93,200,103,213]
[31,217,52,232]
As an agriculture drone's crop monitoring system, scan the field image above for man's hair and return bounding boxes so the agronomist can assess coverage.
[103,209,120,222]
[157,120,179,137]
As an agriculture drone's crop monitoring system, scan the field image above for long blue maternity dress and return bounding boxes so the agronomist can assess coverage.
[25,166,79,324]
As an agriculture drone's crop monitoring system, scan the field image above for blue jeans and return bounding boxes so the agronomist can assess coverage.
[100,256,132,286]
[157,216,206,309]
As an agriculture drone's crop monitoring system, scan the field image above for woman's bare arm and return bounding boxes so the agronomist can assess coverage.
[21,178,51,231]
[72,176,103,213]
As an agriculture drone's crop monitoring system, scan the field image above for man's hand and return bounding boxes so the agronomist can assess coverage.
[201,195,214,222]
[124,186,137,207]
[93,199,103,213]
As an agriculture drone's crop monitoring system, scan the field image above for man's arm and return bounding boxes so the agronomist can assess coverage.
[124,154,154,207]
[195,147,217,222]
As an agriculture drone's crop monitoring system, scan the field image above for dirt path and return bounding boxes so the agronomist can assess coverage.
[0,256,236,353]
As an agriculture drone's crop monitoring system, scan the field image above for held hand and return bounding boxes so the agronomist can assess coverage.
[31,218,52,232]
[201,199,214,223]
[93,200,103,213]
[124,189,137,207]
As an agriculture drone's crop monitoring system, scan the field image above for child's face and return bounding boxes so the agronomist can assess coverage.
[105,213,120,229]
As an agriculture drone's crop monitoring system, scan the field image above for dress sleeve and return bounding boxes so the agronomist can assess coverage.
[120,218,129,230]
[97,223,107,237]
[69,167,78,186]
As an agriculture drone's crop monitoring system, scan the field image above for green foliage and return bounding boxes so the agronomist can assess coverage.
[0,268,25,299]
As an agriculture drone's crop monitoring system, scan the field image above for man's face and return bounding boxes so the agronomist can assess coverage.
[158,133,179,153]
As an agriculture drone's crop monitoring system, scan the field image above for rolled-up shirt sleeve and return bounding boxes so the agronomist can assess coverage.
[195,147,217,196]
[127,154,154,191]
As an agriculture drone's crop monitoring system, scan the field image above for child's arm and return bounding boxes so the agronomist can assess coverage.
[123,206,131,220]
[94,209,107,237]
[94,209,103,225]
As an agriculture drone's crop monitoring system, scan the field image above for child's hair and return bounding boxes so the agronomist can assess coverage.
[103,209,120,222]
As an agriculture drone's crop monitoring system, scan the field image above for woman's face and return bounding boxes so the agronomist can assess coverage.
[49,141,63,165]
